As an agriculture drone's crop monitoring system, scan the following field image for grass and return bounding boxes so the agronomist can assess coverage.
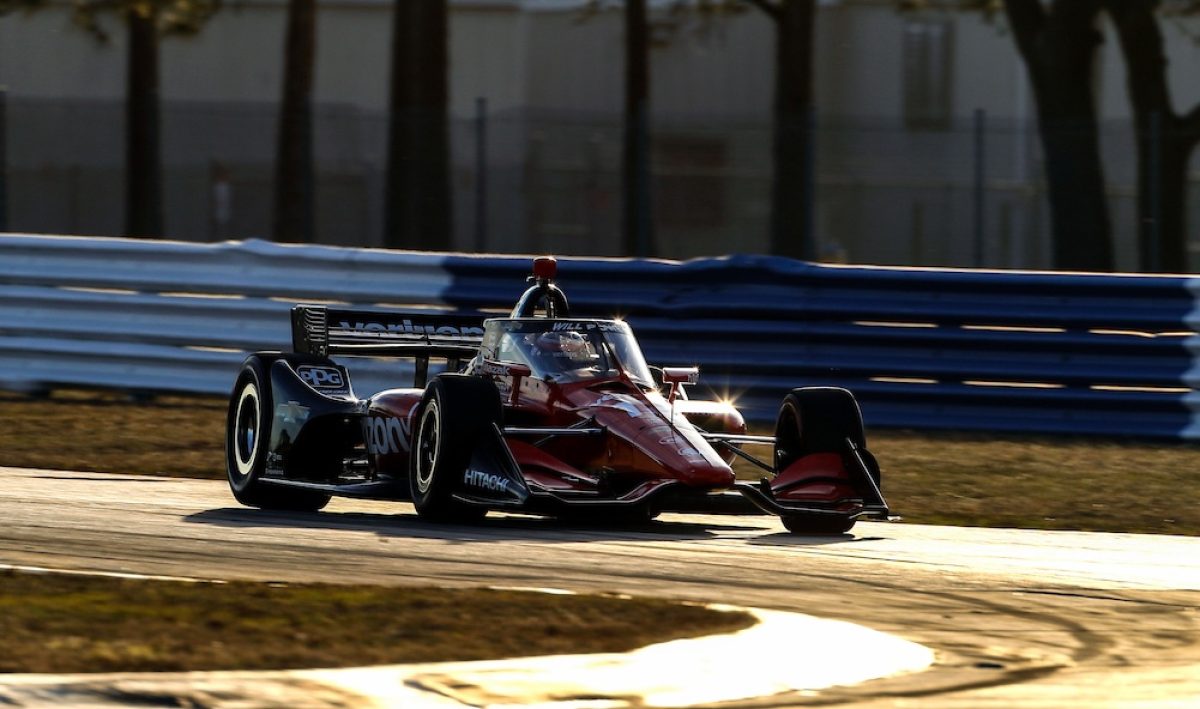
[0,390,223,478]
[0,571,753,674]
[871,429,1199,535]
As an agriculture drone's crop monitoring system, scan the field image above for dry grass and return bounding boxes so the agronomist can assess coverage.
[0,571,752,673]
[0,390,224,478]
[873,430,1200,535]
[3,389,1199,535]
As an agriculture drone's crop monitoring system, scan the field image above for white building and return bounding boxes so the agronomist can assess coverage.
[2,0,1199,268]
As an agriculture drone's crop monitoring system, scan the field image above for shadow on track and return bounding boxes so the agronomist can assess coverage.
[746,531,888,546]
[35,475,179,483]
[184,507,862,546]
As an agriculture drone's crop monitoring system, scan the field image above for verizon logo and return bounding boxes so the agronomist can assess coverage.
[336,320,484,338]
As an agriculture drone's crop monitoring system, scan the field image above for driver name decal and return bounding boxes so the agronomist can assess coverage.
[550,321,624,333]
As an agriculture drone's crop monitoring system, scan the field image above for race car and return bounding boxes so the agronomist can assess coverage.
[225,257,891,534]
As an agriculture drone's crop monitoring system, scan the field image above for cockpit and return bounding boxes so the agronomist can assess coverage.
[480,319,655,386]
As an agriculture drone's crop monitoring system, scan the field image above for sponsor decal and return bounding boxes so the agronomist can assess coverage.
[336,320,484,339]
[297,365,345,390]
[362,415,412,456]
[477,361,514,377]
[464,469,510,493]
[640,420,708,464]
[658,434,708,463]
[594,393,644,418]
[478,361,512,397]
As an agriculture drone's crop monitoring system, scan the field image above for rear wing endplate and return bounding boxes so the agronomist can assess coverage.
[292,305,485,361]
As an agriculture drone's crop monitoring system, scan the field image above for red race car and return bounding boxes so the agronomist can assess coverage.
[226,258,892,534]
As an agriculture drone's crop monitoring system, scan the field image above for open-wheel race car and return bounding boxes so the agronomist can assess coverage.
[225,257,892,534]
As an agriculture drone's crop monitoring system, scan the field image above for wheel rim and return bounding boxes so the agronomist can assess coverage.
[414,399,441,495]
[233,381,260,478]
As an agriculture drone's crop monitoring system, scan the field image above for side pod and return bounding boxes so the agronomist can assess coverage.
[265,357,364,480]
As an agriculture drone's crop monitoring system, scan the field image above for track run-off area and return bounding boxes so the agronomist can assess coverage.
[2,466,1199,707]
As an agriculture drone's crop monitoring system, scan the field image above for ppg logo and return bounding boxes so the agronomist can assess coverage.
[297,365,345,389]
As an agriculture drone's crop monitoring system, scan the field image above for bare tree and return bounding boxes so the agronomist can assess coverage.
[747,0,816,260]
[1104,0,1200,272]
[623,0,655,257]
[1003,0,1114,270]
[384,0,451,251]
[272,0,316,243]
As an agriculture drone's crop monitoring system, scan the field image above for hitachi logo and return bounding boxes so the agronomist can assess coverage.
[463,469,510,492]
[337,320,484,338]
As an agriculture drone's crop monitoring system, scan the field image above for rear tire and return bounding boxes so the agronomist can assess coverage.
[225,357,331,512]
[409,375,500,523]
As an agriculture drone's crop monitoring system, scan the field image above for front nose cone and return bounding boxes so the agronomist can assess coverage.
[649,426,735,487]
[679,459,736,488]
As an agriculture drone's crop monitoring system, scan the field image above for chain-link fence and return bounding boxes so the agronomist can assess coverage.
[1,95,1192,270]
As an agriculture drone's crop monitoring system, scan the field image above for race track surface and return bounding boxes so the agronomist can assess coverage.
[2,466,1199,707]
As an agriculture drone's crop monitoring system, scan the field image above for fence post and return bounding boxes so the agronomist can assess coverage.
[804,104,816,261]
[474,96,488,253]
[0,86,8,233]
[1149,111,1162,272]
[973,108,986,268]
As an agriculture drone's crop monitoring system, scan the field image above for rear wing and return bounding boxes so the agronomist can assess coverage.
[292,305,485,383]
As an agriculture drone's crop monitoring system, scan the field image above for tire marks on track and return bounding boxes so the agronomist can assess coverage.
[3,467,1200,706]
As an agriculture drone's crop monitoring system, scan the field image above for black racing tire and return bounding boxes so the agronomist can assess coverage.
[774,387,866,467]
[775,387,873,536]
[225,357,331,512]
[409,375,501,523]
[782,514,856,535]
[774,387,879,486]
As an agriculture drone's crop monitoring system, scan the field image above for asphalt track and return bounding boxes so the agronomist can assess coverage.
[2,466,1200,707]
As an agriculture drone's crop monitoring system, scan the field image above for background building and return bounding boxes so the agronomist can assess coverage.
[3,0,1200,268]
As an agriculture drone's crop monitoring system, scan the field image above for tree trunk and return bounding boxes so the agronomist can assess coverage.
[125,7,162,238]
[1036,110,1112,270]
[273,0,316,244]
[770,0,816,260]
[385,0,450,251]
[1145,131,1190,272]
[1105,0,1200,272]
[1003,0,1113,271]
[622,0,654,257]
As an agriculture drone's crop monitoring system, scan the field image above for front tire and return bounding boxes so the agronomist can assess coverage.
[774,387,873,536]
[409,375,500,523]
[775,387,865,465]
[225,357,331,512]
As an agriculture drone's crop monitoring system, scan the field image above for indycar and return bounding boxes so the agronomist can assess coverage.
[225,257,891,534]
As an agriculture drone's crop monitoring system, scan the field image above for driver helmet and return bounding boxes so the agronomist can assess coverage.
[532,331,591,361]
